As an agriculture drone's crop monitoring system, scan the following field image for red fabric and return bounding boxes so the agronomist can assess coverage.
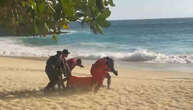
[67,58,77,71]
[68,75,93,88]
[90,58,111,85]
[67,58,111,89]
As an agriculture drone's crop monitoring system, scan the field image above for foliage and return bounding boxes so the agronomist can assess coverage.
[0,0,115,37]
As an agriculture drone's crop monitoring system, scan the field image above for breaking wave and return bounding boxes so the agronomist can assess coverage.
[1,37,193,64]
[76,50,193,64]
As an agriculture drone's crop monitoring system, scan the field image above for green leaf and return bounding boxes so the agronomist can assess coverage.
[30,0,37,10]
[60,0,75,17]
[52,34,57,40]
[96,8,111,23]
[84,16,91,22]
[63,24,69,29]
[96,12,105,21]
[96,12,111,28]
[0,0,6,6]
[34,24,38,34]
[102,8,111,18]
[96,0,104,11]
[96,24,104,34]
[90,22,97,34]
[88,0,96,7]
[108,0,115,7]
[48,3,55,13]
[0,0,115,36]
[97,19,110,27]
[39,2,45,13]
[76,12,84,18]
[21,1,26,7]
[44,23,49,32]
[60,0,65,6]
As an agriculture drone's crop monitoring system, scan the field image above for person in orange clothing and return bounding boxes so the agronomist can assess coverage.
[66,57,118,92]
[56,57,85,89]
[67,58,84,70]
[90,57,118,90]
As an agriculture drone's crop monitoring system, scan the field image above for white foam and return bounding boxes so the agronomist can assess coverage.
[1,38,193,64]
[73,50,193,64]
[148,54,193,64]
[0,37,55,57]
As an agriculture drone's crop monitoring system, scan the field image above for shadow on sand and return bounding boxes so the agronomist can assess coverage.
[0,88,91,100]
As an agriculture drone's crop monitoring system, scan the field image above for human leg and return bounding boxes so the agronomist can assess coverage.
[106,73,111,89]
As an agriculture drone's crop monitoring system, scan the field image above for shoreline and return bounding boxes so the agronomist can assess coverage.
[1,56,193,73]
[0,56,48,61]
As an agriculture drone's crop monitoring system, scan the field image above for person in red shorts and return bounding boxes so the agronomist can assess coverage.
[90,57,118,90]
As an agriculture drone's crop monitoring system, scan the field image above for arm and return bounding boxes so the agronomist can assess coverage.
[63,60,71,77]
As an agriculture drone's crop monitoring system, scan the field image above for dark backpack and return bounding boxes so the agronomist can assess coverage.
[45,55,63,75]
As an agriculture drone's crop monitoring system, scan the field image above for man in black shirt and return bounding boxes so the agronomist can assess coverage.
[44,49,70,91]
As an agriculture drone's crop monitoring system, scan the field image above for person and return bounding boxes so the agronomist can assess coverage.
[61,49,71,77]
[90,57,118,89]
[67,58,84,70]
[57,49,72,89]
[44,49,70,91]
[57,57,84,88]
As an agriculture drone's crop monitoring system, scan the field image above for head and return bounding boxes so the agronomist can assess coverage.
[56,51,62,56]
[56,51,63,59]
[105,57,118,76]
[62,49,70,59]
[76,58,84,68]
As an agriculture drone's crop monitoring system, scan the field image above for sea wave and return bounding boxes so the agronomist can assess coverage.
[1,38,193,64]
[75,50,193,64]
[0,37,53,57]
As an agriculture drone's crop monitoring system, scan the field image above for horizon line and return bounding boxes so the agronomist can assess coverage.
[108,16,193,21]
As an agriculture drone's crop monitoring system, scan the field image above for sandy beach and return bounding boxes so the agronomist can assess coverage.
[0,56,193,110]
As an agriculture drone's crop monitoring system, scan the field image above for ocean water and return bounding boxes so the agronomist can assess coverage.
[1,18,193,64]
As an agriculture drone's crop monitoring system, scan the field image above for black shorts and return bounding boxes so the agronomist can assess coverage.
[45,66,59,81]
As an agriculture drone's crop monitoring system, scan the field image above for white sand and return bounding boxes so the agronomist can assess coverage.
[0,57,193,110]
